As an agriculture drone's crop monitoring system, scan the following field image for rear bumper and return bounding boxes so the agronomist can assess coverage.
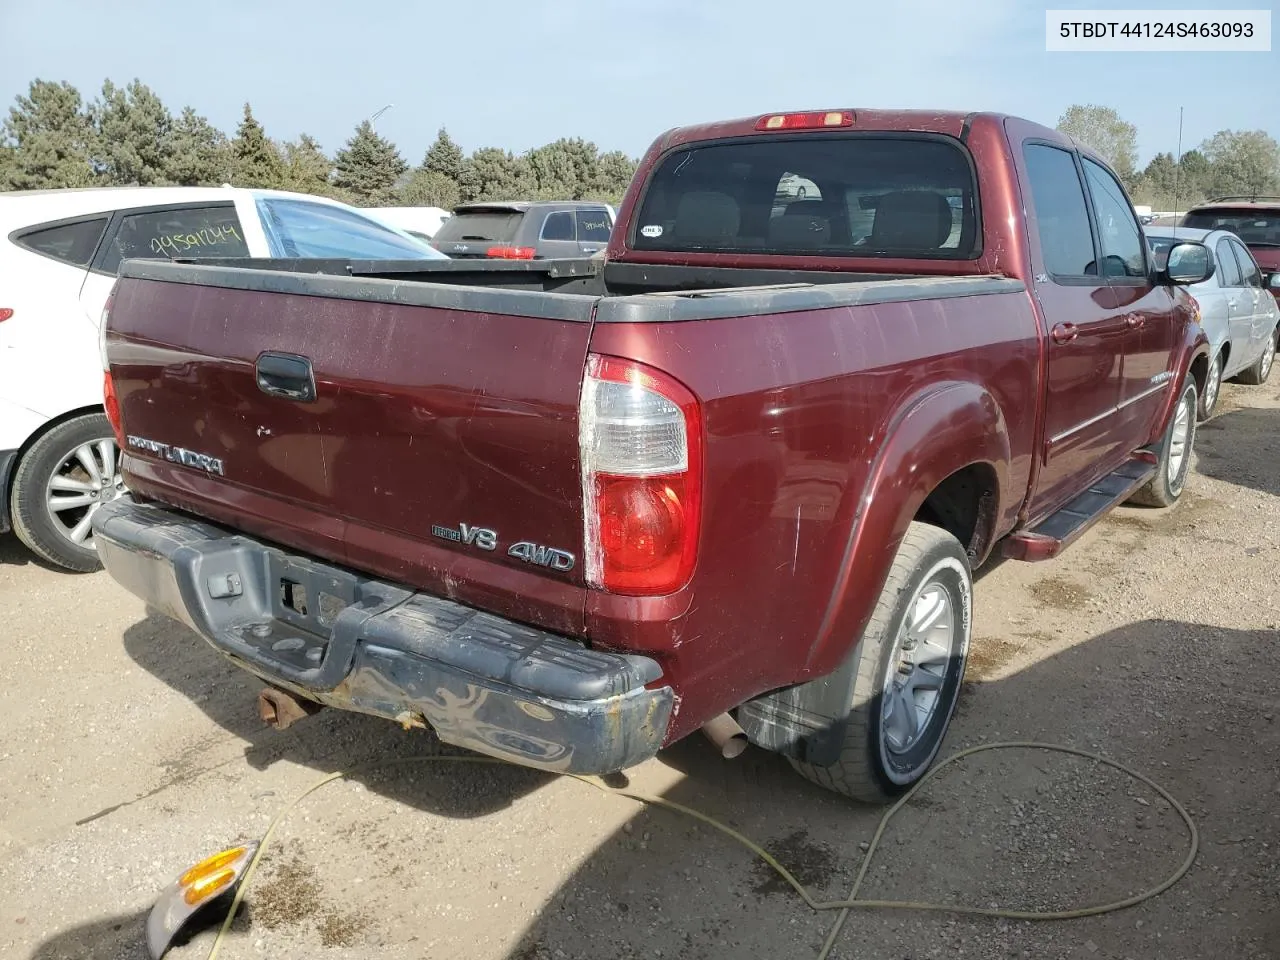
[92,497,673,774]
[0,449,16,534]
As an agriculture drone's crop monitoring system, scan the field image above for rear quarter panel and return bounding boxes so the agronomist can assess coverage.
[586,285,1040,739]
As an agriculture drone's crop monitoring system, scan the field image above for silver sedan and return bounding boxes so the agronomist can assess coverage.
[1147,226,1280,419]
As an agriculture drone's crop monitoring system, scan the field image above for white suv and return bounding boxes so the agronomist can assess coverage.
[1,186,444,571]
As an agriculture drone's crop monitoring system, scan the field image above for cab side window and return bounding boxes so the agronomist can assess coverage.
[1081,159,1146,278]
[1022,144,1096,278]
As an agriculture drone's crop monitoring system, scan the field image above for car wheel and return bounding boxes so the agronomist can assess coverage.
[1128,377,1197,508]
[788,521,971,803]
[1236,330,1276,386]
[9,413,124,572]
[1197,353,1221,421]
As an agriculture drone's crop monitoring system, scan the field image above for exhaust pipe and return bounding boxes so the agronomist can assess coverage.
[257,686,322,730]
[701,712,749,759]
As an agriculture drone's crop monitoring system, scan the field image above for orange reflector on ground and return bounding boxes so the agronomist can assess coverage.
[179,846,247,887]
[182,867,236,906]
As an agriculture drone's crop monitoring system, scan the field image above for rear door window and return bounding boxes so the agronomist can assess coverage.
[540,212,575,241]
[1229,238,1263,287]
[574,209,612,242]
[1215,239,1243,286]
[432,211,525,243]
[1022,144,1097,278]
[101,205,248,273]
[13,218,109,267]
[631,134,980,259]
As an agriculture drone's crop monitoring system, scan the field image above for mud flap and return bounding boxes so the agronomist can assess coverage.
[736,651,860,767]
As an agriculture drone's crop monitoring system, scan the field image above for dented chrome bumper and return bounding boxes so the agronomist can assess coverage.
[92,497,673,774]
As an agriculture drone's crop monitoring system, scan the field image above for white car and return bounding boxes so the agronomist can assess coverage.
[1,186,445,571]
[1146,226,1280,419]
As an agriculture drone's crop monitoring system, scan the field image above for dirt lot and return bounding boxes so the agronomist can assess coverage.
[2,380,1279,960]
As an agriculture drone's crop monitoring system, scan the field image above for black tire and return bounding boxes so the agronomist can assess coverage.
[788,522,971,804]
[1128,377,1197,508]
[9,413,121,572]
[1197,352,1221,421]
[1235,329,1276,386]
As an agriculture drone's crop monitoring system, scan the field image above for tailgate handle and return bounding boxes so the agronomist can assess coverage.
[256,352,316,403]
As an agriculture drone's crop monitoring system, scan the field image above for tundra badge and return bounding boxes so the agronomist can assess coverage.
[126,435,225,476]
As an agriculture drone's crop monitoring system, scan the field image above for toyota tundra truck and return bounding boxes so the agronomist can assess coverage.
[93,109,1213,802]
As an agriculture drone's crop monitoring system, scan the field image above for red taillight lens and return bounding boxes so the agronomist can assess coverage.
[580,355,702,596]
[486,246,536,260]
[103,371,123,446]
[0,308,13,323]
[755,110,853,131]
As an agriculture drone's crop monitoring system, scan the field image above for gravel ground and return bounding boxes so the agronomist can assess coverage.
[2,379,1278,960]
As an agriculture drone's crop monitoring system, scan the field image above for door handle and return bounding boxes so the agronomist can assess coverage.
[1124,313,1145,329]
[1051,322,1079,344]
[256,352,316,403]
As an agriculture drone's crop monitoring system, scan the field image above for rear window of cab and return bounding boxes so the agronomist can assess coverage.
[630,134,980,260]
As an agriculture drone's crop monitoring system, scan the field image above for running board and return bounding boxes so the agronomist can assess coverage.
[1003,454,1156,562]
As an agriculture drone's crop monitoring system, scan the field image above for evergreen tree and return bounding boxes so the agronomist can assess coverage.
[281,134,334,195]
[92,79,173,185]
[399,168,460,208]
[2,79,98,189]
[164,107,233,186]
[332,121,407,204]
[422,127,465,181]
[231,103,285,188]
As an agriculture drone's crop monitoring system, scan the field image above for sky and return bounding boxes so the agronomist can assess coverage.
[0,0,1276,167]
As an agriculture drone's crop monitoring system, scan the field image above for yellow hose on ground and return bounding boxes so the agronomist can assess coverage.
[204,742,1199,960]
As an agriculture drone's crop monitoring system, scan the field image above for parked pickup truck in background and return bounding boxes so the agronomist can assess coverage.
[94,108,1213,803]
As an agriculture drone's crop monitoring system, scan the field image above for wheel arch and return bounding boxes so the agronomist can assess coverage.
[4,403,107,525]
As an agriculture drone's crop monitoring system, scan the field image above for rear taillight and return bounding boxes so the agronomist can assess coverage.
[486,246,536,260]
[579,355,702,596]
[98,281,118,372]
[100,281,123,444]
[0,308,13,323]
[104,371,123,446]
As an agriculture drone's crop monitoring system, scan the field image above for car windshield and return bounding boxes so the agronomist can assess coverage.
[255,198,445,259]
[631,134,980,259]
[1182,208,1280,247]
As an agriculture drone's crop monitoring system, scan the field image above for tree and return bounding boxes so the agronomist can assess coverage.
[280,133,334,196]
[1177,149,1212,206]
[399,168,460,208]
[421,127,465,182]
[164,107,233,186]
[1199,129,1280,200]
[1,79,98,190]
[1132,151,1178,208]
[585,149,637,202]
[231,103,284,188]
[1056,104,1139,184]
[92,79,173,185]
[458,147,535,201]
[332,120,407,204]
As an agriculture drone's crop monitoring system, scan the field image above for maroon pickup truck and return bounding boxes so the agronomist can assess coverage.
[94,108,1214,803]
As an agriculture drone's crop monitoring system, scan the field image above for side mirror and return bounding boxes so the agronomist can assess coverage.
[1162,241,1214,285]
[1268,273,1280,291]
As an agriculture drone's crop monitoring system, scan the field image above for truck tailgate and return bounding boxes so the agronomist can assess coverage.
[107,264,596,636]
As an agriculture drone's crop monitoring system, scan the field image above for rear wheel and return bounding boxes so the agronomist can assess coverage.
[1236,330,1276,386]
[1197,353,1221,421]
[1128,378,1196,508]
[10,413,123,572]
[788,522,971,803]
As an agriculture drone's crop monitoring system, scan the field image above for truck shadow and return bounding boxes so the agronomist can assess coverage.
[493,618,1280,960]
[1193,402,1280,498]
[121,613,550,820]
